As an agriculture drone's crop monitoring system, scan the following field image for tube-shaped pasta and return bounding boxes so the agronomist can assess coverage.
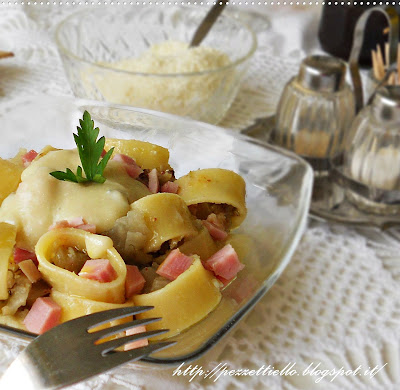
[51,290,133,339]
[176,168,247,229]
[50,290,132,323]
[105,138,171,171]
[0,158,23,206]
[130,193,198,253]
[0,223,17,300]
[36,228,127,303]
[134,258,221,339]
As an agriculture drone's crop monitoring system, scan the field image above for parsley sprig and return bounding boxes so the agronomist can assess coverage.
[50,111,114,184]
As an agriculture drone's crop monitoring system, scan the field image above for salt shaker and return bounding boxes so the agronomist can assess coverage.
[273,55,355,173]
[343,86,400,214]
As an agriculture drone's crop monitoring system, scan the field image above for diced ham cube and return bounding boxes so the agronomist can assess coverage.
[125,265,146,299]
[78,259,117,283]
[216,275,235,288]
[206,213,225,228]
[156,249,193,281]
[205,244,244,281]
[113,153,143,179]
[23,297,62,334]
[124,325,148,351]
[75,224,96,233]
[113,153,136,165]
[22,150,38,167]
[202,220,228,241]
[19,259,41,283]
[148,169,159,194]
[49,220,71,230]
[13,248,38,266]
[124,163,143,179]
[49,218,97,233]
[66,217,86,227]
[230,275,258,304]
[161,181,179,194]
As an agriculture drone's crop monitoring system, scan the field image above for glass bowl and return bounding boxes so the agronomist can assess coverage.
[55,6,257,125]
[0,96,312,366]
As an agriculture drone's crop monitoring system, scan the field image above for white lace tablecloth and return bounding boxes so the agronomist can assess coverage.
[1,5,400,390]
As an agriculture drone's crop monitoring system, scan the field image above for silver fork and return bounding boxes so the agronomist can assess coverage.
[0,306,174,390]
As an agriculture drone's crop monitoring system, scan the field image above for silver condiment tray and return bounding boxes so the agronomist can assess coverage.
[242,116,400,229]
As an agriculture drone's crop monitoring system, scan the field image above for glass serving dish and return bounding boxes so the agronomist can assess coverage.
[55,6,257,125]
[0,96,312,366]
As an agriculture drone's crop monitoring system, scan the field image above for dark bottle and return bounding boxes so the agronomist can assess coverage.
[318,4,400,67]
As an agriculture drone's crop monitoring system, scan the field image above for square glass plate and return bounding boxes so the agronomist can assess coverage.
[0,96,313,366]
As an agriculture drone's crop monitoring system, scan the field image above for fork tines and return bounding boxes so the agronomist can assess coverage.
[92,317,162,342]
[103,340,176,367]
[84,306,155,330]
[100,328,170,355]
[78,306,172,355]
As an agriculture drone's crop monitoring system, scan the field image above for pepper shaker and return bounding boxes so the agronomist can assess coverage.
[273,55,355,174]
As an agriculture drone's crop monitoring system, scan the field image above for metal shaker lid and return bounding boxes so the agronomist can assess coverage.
[371,86,400,123]
[297,55,346,93]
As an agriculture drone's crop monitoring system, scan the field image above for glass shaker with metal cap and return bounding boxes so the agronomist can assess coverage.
[273,55,355,173]
[342,86,400,214]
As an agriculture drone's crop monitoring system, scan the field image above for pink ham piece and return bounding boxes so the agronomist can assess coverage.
[125,265,146,299]
[49,218,96,233]
[161,181,179,194]
[23,297,62,334]
[230,275,258,304]
[78,259,117,283]
[125,164,143,179]
[49,220,73,230]
[156,249,193,281]
[65,217,85,226]
[74,224,96,233]
[206,213,224,228]
[113,153,136,165]
[148,169,159,193]
[13,248,38,266]
[205,244,244,281]
[124,325,148,351]
[22,150,38,167]
[202,220,228,241]
[113,153,143,179]
[216,275,235,288]
[19,259,41,283]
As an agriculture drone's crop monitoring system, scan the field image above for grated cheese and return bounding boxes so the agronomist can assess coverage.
[91,41,234,119]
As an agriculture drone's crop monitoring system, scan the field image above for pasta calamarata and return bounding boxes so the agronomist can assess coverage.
[36,228,126,303]
[129,193,198,253]
[176,168,247,229]
[0,115,247,341]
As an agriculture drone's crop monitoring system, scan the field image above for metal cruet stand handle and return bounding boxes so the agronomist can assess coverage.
[331,6,400,215]
[348,6,399,113]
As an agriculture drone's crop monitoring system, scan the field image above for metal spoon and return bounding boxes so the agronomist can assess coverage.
[189,3,227,47]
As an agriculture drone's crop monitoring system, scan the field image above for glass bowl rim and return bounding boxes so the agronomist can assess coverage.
[54,6,258,78]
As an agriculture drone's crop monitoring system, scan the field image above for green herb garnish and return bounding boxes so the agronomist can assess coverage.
[50,111,114,184]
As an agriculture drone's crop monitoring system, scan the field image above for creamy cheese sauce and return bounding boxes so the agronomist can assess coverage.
[0,149,150,251]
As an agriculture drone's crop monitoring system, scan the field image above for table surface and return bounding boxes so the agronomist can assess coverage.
[1,4,400,390]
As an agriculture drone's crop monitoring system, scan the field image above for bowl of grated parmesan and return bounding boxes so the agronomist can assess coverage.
[55,6,257,124]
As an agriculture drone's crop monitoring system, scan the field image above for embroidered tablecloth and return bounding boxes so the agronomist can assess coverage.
[1,5,400,390]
